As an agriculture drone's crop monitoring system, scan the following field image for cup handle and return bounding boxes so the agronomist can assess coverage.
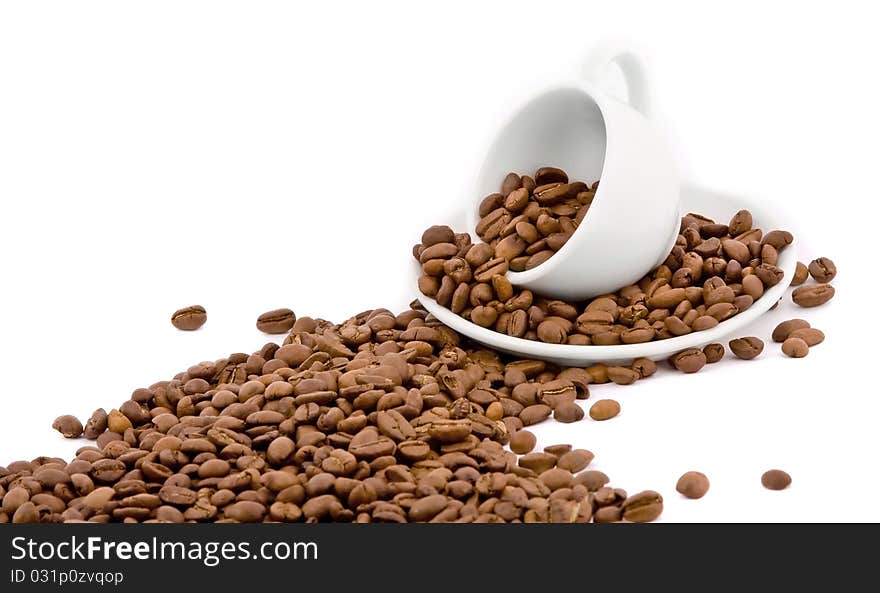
[583,42,652,118]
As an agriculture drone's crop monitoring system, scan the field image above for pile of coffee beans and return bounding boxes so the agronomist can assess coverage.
[0,305,663,523]
[2,167,839,523]
[417,168,797,345]
[476,167,597,271]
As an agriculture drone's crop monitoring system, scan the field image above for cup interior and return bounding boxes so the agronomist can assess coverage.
[469,87,607,232]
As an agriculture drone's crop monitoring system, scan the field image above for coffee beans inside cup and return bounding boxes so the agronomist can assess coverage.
[476,167,597,271]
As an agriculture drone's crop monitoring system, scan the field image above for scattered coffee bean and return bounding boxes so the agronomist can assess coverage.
[589,399,620,421]
[52,415,83,438]
[792,284,835,308]
[621,490,663,522]
[676,471,710,499]
[782,337,809,358]
[791,261,809,286]
[761,469,792,490]
[554,402,585,423]
[171,305,207,331]
[703,343,725,364]
[728,336,764,360]
[83,408,108,439]
[671,349,707,373]
[772,319,810,343]
[256,308,297,333]
[788,327,824,347]
[808,257,837,283]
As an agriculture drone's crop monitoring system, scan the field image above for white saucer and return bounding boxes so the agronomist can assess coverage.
[415,182,797,366]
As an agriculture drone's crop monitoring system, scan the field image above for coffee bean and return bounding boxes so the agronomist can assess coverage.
[703,343,725,363]
[754,263,783,287]
[534,167,569,185]
[761,469,791,490]
[782,337,809,358]
[631,358,657,379]
[12,501,39,523]
[729,337,764,360]
[621,490,663,522]
[762,230,793,250]
[772,319,810,343]
[676,471,710,499]
[671,349,707,373]
[553,402,584,423]
[808,257,837,282]
[52,415,83,438]
[83,408,108,439]
[106,409,132,434]
[791,261,809,286]
[789,327,824,347]
[171,305,207,331]
[792,284,835,307]
[509,430,537,454]
[421,225,455,247]
[728,210,753,236]
[557,449,593,473]
[520,404,552,426]
[607,366,639,385]
[256,308,297,333]
[589,399,620,421]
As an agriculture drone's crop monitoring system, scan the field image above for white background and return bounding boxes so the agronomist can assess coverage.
[1,1,877,522]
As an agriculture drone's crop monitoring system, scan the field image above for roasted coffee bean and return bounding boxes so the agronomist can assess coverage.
[789,327,824,347]
[676,471,710,499]
[808,257,837,283]
[772,319,810,343]
[792,284,834,307]
[728,337,764,360]
[791,261,809,286]
[256,308,297,333]
[589,400,620,421]
[553,402,584,423]
[171,305,207,331]
[509,430,537,455]
[703,343,725,363]
[607,367,639,385]
[421,225,456,247]
[557,449,593,473]
[671,349,707,373]
[782,337,809,358]
[761,469,791,490]
[621,490,663,522]
[520,404,552,426]
[106,410,132,434]
[83,408,108,439]
[52,415,83,438]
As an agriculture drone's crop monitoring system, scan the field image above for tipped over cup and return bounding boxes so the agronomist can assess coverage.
[467,44,681,301]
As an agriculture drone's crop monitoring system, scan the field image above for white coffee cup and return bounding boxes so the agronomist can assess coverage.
[467,44,681,301]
